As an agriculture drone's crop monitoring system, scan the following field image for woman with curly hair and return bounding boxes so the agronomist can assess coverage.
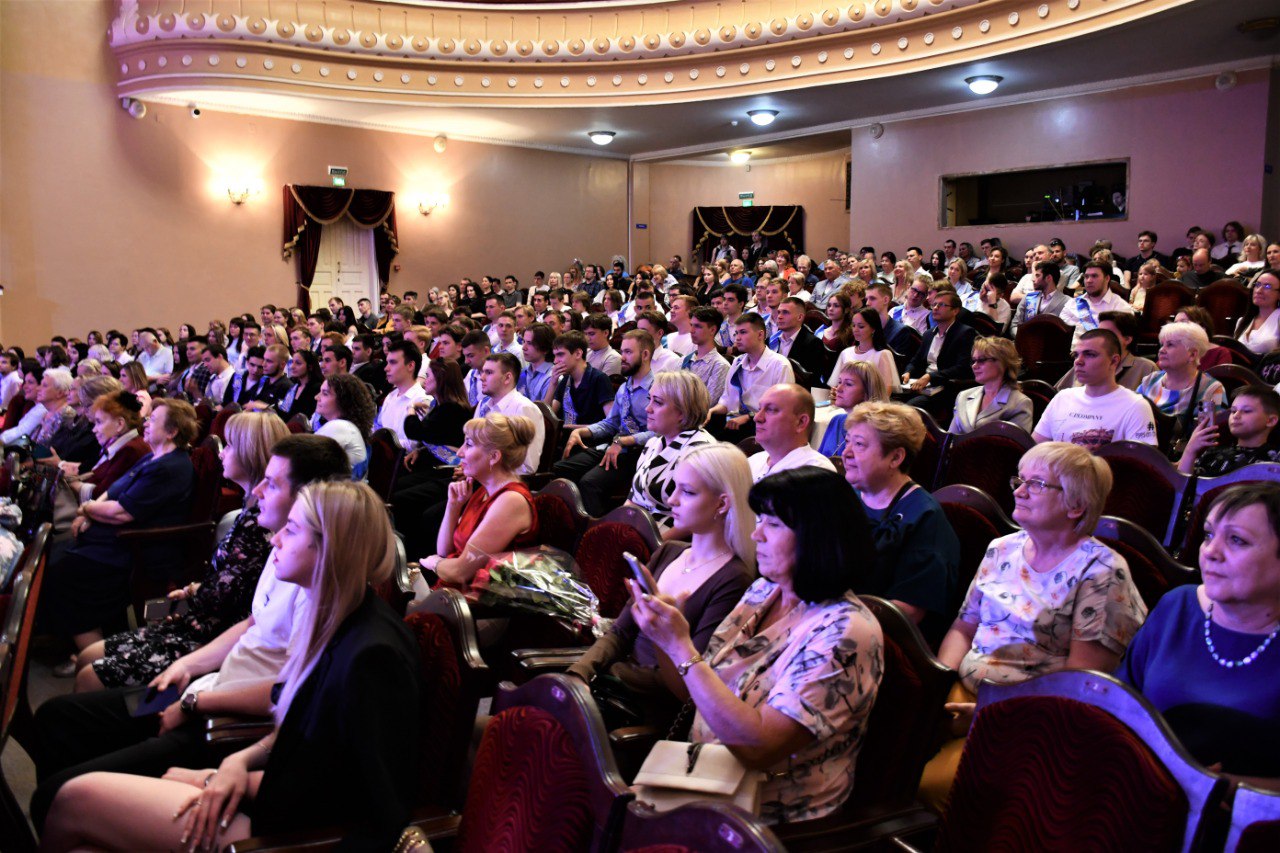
[314,373,376,479]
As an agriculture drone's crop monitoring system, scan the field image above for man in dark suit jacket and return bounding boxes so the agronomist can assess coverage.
[247,344,296,409]
[771,297,826,383]
[902,290,977,418]
[222,346,268,407]
[350,333,391,402]
[744,231,769,272]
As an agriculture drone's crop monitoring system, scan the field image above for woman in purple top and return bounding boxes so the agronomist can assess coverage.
[568,444,755,724]
[1119,482,1280,782]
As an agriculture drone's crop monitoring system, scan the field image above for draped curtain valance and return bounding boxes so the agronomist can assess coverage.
[692,205,805,264]
[281,185,399,313]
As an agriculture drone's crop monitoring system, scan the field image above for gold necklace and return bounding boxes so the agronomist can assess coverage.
[680,548,733,575]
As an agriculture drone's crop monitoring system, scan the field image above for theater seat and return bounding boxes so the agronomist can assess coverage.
[1177,461,1280,565]
[935,421,1035,516]
[531,478,591,553]
[367,428,406,502]
[1092,516,1197,612]
[1228,783,1280,853]
[1095,441,1190,547]
[933,484,1018,599]
[619,801,786,853]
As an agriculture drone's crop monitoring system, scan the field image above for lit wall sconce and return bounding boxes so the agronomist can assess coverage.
[225,178,263,205]
[418,192,450,216]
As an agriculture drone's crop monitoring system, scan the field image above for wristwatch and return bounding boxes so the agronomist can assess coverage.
[180,691,200,714]
[676,653,704,677]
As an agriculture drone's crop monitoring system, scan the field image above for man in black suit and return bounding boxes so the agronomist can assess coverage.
[770,297,825,384]
[901,290,976,419]
[222,345,268,407]
[350,333,390,401]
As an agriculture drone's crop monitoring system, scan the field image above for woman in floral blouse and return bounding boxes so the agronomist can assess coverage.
[631,467,883,825]
[70,412,289,691]
[626,371,716,539]
[920,440,1147,806]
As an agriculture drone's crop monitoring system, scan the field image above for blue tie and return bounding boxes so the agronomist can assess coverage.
[477,397,492,418]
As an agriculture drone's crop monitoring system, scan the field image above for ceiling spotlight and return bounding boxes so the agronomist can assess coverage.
[965,75,1003,95]
[730,150,752,165]
[747,109,778,126]
[588,131,616,145]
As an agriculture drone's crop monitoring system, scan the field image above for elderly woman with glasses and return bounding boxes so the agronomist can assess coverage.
[948,338,1033,435]
[918,441,1147,807]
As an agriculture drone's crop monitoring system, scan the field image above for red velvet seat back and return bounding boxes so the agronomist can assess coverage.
[1100,457,1178,543]
[939,695,1188,852]
[459,705,595,853]
[367,429,404,500]
[0,394,30,433]
[1095,535,1169,612]
[937,435,1027,516]
[188,444,224,524]
[532,494,576,553]
[403,612,463,808]
[936,502,1000,599]
[576,523,652,619]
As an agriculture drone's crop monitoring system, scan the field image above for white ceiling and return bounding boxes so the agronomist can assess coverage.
[144,0,1279,161]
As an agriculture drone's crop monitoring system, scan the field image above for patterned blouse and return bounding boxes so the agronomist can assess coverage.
[956,531,1147,694]
[691,579,883,825]
[1136,370,1226,419]
[628,428,715,531]
[35,404,76,445]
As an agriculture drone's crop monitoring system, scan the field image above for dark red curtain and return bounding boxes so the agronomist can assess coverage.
[692,205,805,265]
[282,185,399,312]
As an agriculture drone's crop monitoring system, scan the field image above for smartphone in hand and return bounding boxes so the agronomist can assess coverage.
[623,551,654,596]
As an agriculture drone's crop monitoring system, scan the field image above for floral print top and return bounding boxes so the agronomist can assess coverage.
[691,579,883,825]
[956,531,1147,694]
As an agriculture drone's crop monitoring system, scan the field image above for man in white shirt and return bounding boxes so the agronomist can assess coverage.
[665,295,696,357]
[481,294,506,346]
[1032,328,1157,451]
[635,312,682,374]
[748,384,838,481]
[200,343,235,406]
[490,312,525,365]
[584,315,622,376]
[891,278,933,333]
[0,352,22,412]
[28,435,351,825]
[376,340,429,451]
[1009,244,1050,306]
[709,313,795,439]
[235,322,261,372]
[1059,261,1134,347]
[476,352,545,475]
[106,334,132,365]
[135,331,173,379]
[459,330,492,408]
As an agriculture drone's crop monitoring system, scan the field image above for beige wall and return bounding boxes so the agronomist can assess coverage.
[0,1,628,350]
[640,150,852,269]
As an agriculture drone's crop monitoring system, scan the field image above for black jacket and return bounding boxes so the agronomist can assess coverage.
[253,593,422,850]
[352,360,391,401]
[904,321,977,386]
[781,326,826,383]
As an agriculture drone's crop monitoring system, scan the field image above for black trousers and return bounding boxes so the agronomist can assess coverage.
[29,688,208,833]
[391,467,455,560]
[550,447,639,517]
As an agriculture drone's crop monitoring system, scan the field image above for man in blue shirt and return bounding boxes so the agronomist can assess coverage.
[551,330,654,516]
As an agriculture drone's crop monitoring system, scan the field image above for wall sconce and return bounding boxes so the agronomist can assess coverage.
[419,193,450,216]
[225,178,263,205]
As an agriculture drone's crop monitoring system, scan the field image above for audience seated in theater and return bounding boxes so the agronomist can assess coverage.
[1136,321,1226,432]
[680,307,731,405]
[42,375,121,470]
[1047,238,1082,292]
[630,467,882,824]
[1178,385,1280,476]
[418,413,538,588]
[1127,258,1174,312]
[976,274,1012,333]
[949,337,1034,435]
[921,441,1147,806]
[767,297,825,381]
[1235,270,1280,356]
[1118,482,1280,784]
[0,349,22,413]
[818,361,890,457]
[842,401,960,645]
[313,373,375,479]
[51,390,149,536]
[2,367,74,449]
[832,306,899,394]
[1173,307,1231,371]
[570,444,756,725]
[373,340,429,451]
[748,384,837,482]
[222,346,265,407]
[475,352,544,474]
[71,412,288,691]
[40,480,422,853]
[135,331,173,380]
[517,322,556,404]
[944,259,982,312]
[891,274,934,334]
[555,331,655,516]
[584,313,623,377]
[39,398,197,671]
[1011,260,1069,334]
[1180,248,1225,290]
[902,289,976,419]
[273,348,321,420]
[403,358,473,466]
[626,371,716,538]
[708,313,795,441]
[1033,329,1157,450]
[0,365,43,446]
[548,330,614,426]
[635,311,683,374]
[1059,261,1134,347]
[1055,311,1155,392]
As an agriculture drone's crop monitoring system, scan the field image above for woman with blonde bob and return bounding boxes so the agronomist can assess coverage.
[1137,320,1226,420]
[71,412,289,691]
[818,361,890,456]
[571,443,757,727]
[42,481,422,853]
[949,337,1034,435]
[920,441,1147,806]
[627,371,716,538]
[420,413,540,587]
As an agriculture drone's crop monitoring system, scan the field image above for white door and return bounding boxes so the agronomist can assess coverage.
[309,218,380,311]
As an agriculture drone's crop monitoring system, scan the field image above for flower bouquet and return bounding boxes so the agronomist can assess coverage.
[464,544,610,638]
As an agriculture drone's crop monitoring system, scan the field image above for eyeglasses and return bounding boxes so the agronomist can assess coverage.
[1010,475,1064,496]
[971,356,998,365]
[1255,283,1276,292]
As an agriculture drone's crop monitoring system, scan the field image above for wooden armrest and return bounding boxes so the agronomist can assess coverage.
[409,812,464,841]
[227,827,342,853]
[609,725,660,748]
[513,651,584,678]
[609,725,661,783]
[205,722,273,746]
[116,521,215,542]
[510,646,591,661]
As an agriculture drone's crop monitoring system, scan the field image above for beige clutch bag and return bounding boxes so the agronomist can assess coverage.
[633,740,764,815]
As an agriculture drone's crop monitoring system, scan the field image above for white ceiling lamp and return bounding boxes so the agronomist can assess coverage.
[588,130,616,145]
[747,109,778,126]
[965,75,1003,95]
[730,150,752,165]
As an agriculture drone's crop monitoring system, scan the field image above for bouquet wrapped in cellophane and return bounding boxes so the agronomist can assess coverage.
[465,545,611,639]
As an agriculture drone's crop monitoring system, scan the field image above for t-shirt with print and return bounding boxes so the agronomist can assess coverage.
[957,531,1147,693]
[1033,385,1157,450]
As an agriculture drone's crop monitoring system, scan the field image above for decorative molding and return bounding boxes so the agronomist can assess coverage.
[111,0,1197,109]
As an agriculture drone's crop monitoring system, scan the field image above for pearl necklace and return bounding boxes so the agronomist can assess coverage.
[1203,602,1280,669]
